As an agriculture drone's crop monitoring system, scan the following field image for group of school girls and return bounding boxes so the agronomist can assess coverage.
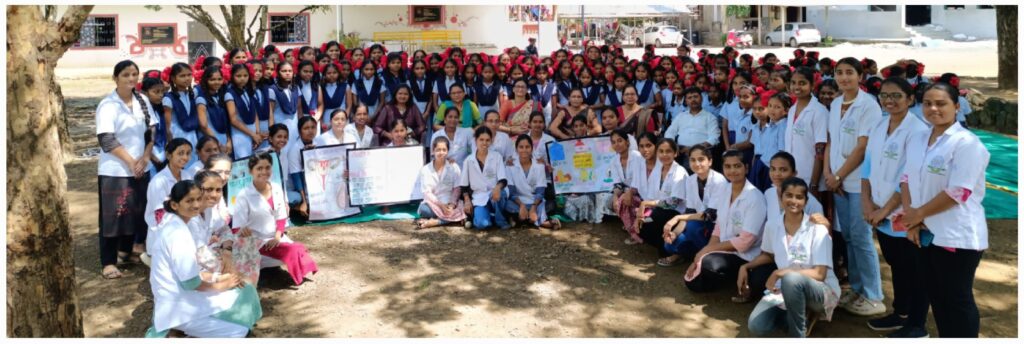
[95,37,988,337]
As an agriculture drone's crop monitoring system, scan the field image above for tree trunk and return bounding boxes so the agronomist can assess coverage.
[6,5,92,337]
[996,6,1017,90]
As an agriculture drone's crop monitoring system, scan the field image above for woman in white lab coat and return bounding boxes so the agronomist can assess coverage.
[459,126,511,230]
[231,152,319,286]
[145,180,260,338]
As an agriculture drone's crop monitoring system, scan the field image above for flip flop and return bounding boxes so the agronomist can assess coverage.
[551,219,562,230]
[657,257,682,267]
[102,267,123,279]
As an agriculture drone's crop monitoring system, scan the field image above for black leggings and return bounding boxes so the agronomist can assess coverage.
[639,207,680,257]
[685,252,747,293]
[926,245,983,337]
[877,230,929,328]
[99,234,133,266]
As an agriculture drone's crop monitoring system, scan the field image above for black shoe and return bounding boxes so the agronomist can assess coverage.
[867,313,907,331]
[887,326,929,338]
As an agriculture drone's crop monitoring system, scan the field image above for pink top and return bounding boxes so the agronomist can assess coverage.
[267,195,286,233]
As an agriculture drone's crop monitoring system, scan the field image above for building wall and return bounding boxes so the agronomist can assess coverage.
[56,5,557,70]
[340,5,557,54]
[805,6,911,39]
[930,6,996,38]
[56,5,338,70]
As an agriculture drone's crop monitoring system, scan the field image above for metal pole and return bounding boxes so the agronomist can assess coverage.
[336,5,343,41]
[781,6,787,46]
[757,5,762,45]
[580,5,584,50]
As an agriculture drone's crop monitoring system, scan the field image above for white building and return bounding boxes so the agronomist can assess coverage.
[805,5,996,41]
[55,5,559,70]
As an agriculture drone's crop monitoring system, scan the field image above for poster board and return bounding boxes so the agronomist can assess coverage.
[347,146,425,206]
[301,143,361,221]
[545,135,618,194]
[227,151,284,207]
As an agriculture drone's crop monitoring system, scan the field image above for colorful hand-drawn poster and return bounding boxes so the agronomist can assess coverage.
[227,151,284,207]
[546,135,617,194]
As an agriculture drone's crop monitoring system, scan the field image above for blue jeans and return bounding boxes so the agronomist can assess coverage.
[748,272,828,337]
[833,192,883,301]
[472,189,510,230]
[664,215,713,260]
[417,202,450,225]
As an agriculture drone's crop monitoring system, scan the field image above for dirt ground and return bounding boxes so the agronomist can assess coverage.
[59,70,1017,338]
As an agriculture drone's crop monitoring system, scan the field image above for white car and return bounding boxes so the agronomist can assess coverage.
[764,23,821,47]
[639,25,683,47]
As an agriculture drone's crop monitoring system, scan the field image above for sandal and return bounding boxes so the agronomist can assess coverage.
[623,237,641,245]
[551,219,562,230]
[657,256,682,267]
[102,266,123,279]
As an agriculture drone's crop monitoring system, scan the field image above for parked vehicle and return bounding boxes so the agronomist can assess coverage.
[764,22,821,47]
[639,25,684,47]
[726,30,753,48]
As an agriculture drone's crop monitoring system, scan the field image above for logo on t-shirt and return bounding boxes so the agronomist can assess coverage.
[926,156,947,176]
[883,142,899,160]
[841,120,857,135]
[792,123,807,136]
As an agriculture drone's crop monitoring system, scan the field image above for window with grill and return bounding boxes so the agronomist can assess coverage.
[269,13,309,44]
[74,15,117,48]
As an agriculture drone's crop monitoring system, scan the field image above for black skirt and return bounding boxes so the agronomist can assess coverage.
[97,175,149,238]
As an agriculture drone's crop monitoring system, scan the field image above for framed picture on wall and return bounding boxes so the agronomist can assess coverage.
[139,23,176,46]
[410,5,444,25]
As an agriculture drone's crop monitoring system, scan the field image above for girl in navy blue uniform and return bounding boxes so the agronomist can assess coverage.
[577,67,604,110]
[432,58,463,109]
[249,59,271,148]
[225,63,259,159]
[473,63,503,117]
[381,52,408,103]
[319,62,348,131]
[195,66,231,155]
[163,63,199,152]
[296,60,323,123]
[552,60,577,108]
[269,61,304,144]
[350,60,386,120]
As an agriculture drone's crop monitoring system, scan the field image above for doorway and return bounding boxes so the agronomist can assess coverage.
[906,5,932,26]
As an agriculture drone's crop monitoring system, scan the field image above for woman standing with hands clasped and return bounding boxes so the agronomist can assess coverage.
[96,60,159,278]
[898,82,990,338]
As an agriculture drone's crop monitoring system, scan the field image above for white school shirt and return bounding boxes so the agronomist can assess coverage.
[431,127,475,165]
[721,100,742,124]
[507,160,548,205]
[863,114,928,209]
[664,109,721,147]
[459,152,508,206]
[672,170,729,213]
[517,132,555,163]
[763,186,824,225]
[634,79,660,107]
[313,129,357,147]
[283,140,309,202]
[419,160,462,205]
[149,213,238,332]
[760,213,840,299]
[230,182,288,244]
[145,167,179,240]
[785,99,830,187]
[903,123,989,250]
[828,89,883,193]
[711,180,767,261]
[344,123,376,148]
[300,80,314,109]
[433,76,460,95]
[96,90,158,177]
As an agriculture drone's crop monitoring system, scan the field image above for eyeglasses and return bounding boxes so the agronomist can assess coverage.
[878,93,905,101]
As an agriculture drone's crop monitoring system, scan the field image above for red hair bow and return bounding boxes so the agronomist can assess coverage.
[758,89,777,107]
[291,48,301,62]
[881,67,892,79]
[793,49,805,58]
[160,66,172,83]
[915,63,925,76]
[220,65,232,82]
[860,57,870,68]
[320,42,328,54]
[757,57,765,65]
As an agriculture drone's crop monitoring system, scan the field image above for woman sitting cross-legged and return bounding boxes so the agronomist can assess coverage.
[746,177,840,338]
[416,136,466,229]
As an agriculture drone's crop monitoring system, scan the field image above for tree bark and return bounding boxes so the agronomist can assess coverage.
[6,4,92,337]
[996,6,1017,90]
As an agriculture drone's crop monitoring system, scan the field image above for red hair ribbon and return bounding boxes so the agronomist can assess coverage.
[860,57,870,68]
[872,79,882,91]
[160,66,172,83]
[758,89,777,107]
[916,63,925,76]
[793,49,805,58]
[806,51,819,60]
[757,57,765,65]
[220,65,232,82]
[881,67,892,79]
[291,48,301,62]
[320,42,328,54]
[135,82,143,92]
